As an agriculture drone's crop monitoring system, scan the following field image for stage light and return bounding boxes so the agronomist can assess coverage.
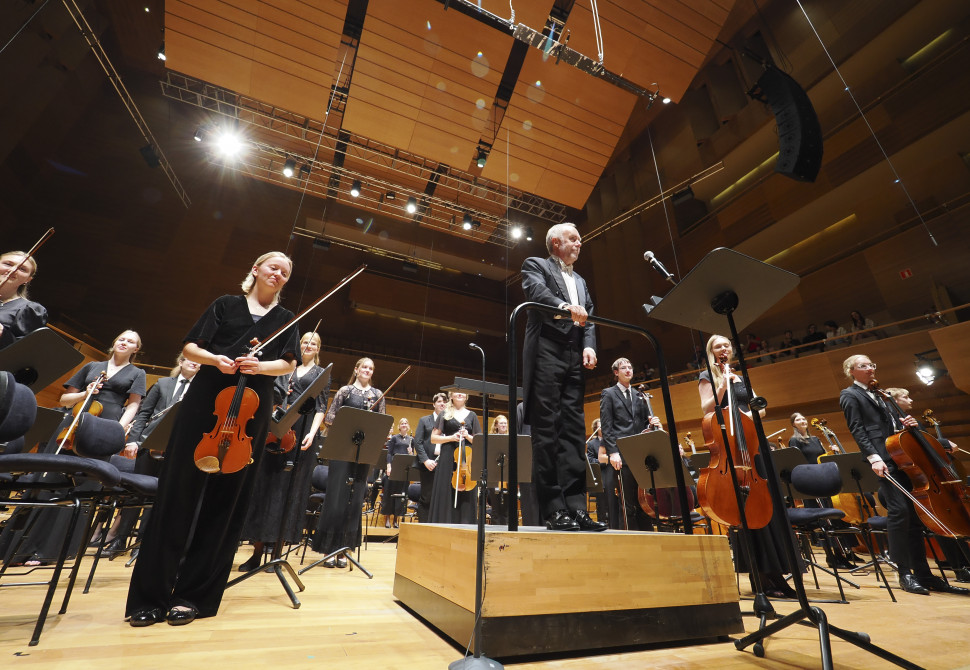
[299,164,311,179]
[914,350,946,386]
[406,197,417,214]
[510,226,523,240]
[313,239,331,251]
[157,42,166,61]
[476,148,487,168]
[462,213,473,230]
[662,97,671,104]
[193,127,203,142]
[282,158,296,178]
[403,261,419,273]
[214,131,243,158]
[350,180,362,197]
[525,226,534,241]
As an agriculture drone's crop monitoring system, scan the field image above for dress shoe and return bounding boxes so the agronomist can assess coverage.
[99,538,125,558]
[826,556,855,571]
[920,575,970,595]
[545,510,580,531]
[898,574,930,595]
[336,556,348,569]
[572,510,608,532]
[166,605,198,626]
[238,555,261,572]
[128,607,165,627]
[322,557,336,568]
[953,568,970,583]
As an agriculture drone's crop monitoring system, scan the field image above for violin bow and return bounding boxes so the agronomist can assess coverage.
[0,227,54,292]
[370,365,411,410]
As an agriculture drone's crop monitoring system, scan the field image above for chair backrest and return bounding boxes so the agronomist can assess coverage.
[790,462,842,498]
[311,464,329,492]
[407,482,421,502]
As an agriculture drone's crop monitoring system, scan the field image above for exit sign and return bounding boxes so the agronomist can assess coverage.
[899,268,913,279]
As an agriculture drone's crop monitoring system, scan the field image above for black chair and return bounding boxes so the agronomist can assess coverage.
[0,453,122,646]
[299,464,328,565]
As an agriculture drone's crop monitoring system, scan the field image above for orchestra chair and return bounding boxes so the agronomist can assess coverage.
[299,464,328,565]
[0,453,122,646]
[405,482,421,522]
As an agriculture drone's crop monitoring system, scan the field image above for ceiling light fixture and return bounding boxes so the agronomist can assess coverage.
[914,350,945,386]
[510,226,523,240]
[214,130,243,158]
[282,158,296,178]
[350,179,362,197]
[462,213,473,230]
[157,42,166,61]
[406,196,417,214]
[299,164,311,179]
[525,226,534,241]
[193,127,203,142]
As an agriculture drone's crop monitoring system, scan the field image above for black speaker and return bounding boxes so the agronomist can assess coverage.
[752,68,822,182]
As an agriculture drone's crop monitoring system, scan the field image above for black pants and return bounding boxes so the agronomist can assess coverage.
[605,465,653,531]
[880,469,932,578]
[528,335,586,519]
[416,463,435,523]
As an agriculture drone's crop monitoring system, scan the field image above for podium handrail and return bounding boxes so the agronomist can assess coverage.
[506,301,691,533]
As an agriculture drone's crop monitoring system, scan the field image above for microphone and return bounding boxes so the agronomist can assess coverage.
[469,343,481,351]
[643,251,676,285]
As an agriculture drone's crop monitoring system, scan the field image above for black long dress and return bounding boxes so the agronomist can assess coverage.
[241,364,330,545]
[699,371,801,584]
[381,433,412,517]
[62,361,147,422]
[428,409,481,524]
[126,295,299,618]
[312,384,385,554]
[0,297,47,349]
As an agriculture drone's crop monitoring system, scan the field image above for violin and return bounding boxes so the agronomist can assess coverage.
[696,355,773,529]
[451,420,476,503]
[55,371,107,454]
[264,428,297,455]
[872,380,970,538]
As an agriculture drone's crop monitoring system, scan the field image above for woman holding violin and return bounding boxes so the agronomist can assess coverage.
[126,251,300,627]
[838,354,968,596]
[0,250,47,350]
[428,391,480,524]
[312,357,386,568]
[239,331,331,572]
[698,335,799,599]
[381,417,413,528]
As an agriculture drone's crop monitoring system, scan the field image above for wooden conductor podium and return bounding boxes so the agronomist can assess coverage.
[394,524,742,658]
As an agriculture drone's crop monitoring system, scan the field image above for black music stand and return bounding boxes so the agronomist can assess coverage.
[0,328,84,391]
[137,404,182,460]
[820,452,897,593]
[15,407,63,454]
[385,452,421,528]
[689,451,711,472]
[647,247,918,669]
[618,430,692,529]
[227,365,330,607]
[299,406,392,578]
[469,434,532,524]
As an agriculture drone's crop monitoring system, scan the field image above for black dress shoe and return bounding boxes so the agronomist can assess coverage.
[100,539,125,558]
[128,607,165,627]
[166,606,198,626]
[238,555,261,572]
[545,510,580,531]
[954,568,970,583]
[920,575,970,595]
[572,510,608,532]
[826,557,855,570]
[899,574,930,595]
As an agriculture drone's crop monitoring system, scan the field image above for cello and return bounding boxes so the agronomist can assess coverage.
[871,380,970,538]
[810,418,865,524]
[696,355,773,529]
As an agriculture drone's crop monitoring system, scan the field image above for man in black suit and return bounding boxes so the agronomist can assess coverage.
[839,354,968,595]
[413,392,447,523]
[600,358,661,531]
[521,222,606,532]
[108,356,200,553]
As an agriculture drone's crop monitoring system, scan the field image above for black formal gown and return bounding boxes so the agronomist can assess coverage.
[0,296,47,349]
[126,295,299,619]
[428,409,481,524]
[312,385,385,554]
[241,364,330,545]
[380,434,412,517]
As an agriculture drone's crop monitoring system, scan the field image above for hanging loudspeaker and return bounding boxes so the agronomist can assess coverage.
[753,68,823,182]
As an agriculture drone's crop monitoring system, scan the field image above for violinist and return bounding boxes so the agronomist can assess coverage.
[239,331,331,572]
[413,392,447,522]
[885,387,970,584]
[0,250,47,350]
[381,418,413,529]
[600,358,660,531]
[312,357,385,569]
[699,335,798,599]
[838,355,968,595]
[428,391,480,524]
[126,251,300,627]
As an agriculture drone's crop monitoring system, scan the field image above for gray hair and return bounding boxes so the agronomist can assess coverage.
[545,222,578,255]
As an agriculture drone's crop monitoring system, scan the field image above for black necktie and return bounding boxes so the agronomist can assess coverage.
[174,378,189,402]
[624,388,633,413]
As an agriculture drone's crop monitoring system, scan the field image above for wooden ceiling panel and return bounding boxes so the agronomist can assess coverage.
[563,0,734,102]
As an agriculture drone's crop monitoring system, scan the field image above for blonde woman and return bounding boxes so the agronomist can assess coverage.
[0,250,47,349]
[428,391,481,524]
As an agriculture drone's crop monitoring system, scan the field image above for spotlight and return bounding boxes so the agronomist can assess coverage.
[193,127,203,142]
[386,191,396,201]
[299,164,311,179]
[662,97,671,104]
[406,196,417,214]
[510,226,523,240]
[475,144,490,169]
[525,226,534,241]
[282,158,296,178]
[312,239,331,251]
[916,363,936,386]
[157,42,166,61]
[350,180,362,197]
[402,261,419,273]
[462,213,473,230]
[214,130,243,158]
[914,350,946,386]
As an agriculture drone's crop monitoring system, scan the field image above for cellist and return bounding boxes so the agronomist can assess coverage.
[126,252,300,627]
[838,354,968,596]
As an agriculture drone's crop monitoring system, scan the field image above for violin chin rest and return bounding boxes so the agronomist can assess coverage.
[195,456,222,474]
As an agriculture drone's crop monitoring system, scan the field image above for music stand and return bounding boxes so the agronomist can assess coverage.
[385,452,421,529]
[227,365,330,608]
[469,434,532,524]
[16,407,63,454]
[689,451,711,472]
[618,430,691,527]
[647,248,918,669]
[0,328,84,390]
[299,406,392,578]
[137,405,181,460]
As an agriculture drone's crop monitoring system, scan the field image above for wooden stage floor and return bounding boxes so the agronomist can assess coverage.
[1,537,969,669]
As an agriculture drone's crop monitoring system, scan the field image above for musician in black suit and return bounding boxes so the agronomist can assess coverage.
[839,354,968,595]
[600,358,661,531]
[521,223,605,532]
[413,392,447,523]
[107,355,200,553]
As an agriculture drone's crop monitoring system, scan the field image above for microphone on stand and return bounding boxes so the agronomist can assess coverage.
[643,250,676,285]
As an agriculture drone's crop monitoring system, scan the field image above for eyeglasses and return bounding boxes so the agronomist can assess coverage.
[856,363,877,370]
